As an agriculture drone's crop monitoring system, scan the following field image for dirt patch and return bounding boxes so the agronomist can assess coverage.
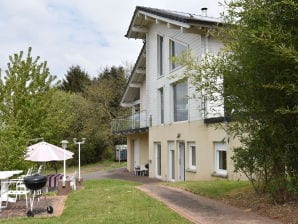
[0,195,67,219]
[220,188,298,224]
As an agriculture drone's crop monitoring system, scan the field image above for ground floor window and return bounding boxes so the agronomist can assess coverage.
[215,142,227,175]
[188,142,196,170]
[155,143,162,177]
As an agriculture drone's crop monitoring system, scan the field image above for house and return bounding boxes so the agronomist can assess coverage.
[112,6,243,181]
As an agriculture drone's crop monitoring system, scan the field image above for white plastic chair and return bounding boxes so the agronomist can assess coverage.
[37,165,43,174]
[140,165,148,176]
[69,171,77,190]
[6,179,29,208]
[11,168,32,199]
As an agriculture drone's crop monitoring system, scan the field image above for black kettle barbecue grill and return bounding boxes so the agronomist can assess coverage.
[23,174,53,217]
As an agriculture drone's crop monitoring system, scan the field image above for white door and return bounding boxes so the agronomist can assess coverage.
[179,142,185,181]
[155,143,162,178]
[168,142,175,181]
[133,140,140,168]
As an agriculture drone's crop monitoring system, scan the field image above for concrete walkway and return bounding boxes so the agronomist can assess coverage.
[83,168,280,224]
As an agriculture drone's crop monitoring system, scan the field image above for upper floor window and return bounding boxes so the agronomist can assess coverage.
[159,88,164,124]
[157,35,164,76]
[173,81,188,122]
[169,39,187,71]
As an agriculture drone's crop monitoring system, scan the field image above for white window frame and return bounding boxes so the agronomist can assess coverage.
[215,142,227,175]
[157,34,164,77]
[169,39,187,71]
[188,142,196,170]
[168,141,175,181]
[173,81,188,122]
[159,87,164,124]
[155,142,162,178]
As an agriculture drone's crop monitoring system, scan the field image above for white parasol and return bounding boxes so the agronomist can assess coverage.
[25,141,73,162]
[25,141,74,182]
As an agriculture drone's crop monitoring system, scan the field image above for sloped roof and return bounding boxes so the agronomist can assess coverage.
[126,6,222,39]
[120,43,146,106]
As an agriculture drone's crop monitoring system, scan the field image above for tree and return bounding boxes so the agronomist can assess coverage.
[179,0,297,202]
[59,65,91,93]
[0,48,74,170]
[81,66,128,161]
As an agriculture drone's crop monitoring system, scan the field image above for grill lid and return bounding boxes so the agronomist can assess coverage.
[24,174,47,190]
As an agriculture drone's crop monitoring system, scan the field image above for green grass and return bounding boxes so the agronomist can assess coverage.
[0,179,190,224]
[164,180,250,198]
[44,160,127,175]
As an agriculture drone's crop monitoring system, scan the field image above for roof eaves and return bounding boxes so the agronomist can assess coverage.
[125,6,222,39]
[120,43,146,105]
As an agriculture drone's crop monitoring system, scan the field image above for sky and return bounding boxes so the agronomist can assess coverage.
[0,0,226,80]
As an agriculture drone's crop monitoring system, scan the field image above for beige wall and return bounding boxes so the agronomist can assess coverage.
[148,120,245,181]
[126,133,149,172]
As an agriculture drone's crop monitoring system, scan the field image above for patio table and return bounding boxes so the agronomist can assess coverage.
[0,170,23,211]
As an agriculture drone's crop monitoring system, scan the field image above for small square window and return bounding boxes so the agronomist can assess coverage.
[215,142,227,175]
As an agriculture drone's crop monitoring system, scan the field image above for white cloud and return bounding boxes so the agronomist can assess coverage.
[0,0,225,79]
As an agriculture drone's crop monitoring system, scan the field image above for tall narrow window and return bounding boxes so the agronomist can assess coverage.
[215,143,227,175]
[159,88,164,124]
[188,143,196,170]
[169,39,187,70]
[157,35,163,76]
[173,81,188,122]
[168,141,175,181]
[155,143,162,177]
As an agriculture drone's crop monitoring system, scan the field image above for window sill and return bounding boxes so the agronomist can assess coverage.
[211,172,228,178]
[186,169,196,173]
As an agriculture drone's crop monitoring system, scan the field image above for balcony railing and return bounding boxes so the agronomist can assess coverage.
[111,110,149,134]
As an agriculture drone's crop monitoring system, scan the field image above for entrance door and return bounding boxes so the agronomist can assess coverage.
[155,143,161,178]
[133,140,140,168]
[179,142,185,181]
[168,142,175,181]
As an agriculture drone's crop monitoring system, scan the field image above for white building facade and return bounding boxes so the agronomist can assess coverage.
[112,6,243,181]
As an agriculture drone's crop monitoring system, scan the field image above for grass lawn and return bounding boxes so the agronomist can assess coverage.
[165,180,298,223]
[164,179,250,198]
[45,160,127,175]
[0,179,190,224]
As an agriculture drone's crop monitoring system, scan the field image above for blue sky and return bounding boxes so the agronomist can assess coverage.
[0,0,225,80]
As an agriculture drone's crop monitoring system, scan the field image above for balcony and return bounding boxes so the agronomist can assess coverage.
[111,110,149,135]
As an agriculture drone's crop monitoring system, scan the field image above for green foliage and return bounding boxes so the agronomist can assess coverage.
[59,65,91,93]
[0,48,74,170]
[80,66,129,161]
[179,0,297,202]
[60,66,128,165]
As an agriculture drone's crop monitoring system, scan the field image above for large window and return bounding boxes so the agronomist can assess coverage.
[169,39,187,70]
[173,81,188,122]
[159,88,164,124]
[188,143,196,170]
[157,35,163,76]
[215,143,227,175]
